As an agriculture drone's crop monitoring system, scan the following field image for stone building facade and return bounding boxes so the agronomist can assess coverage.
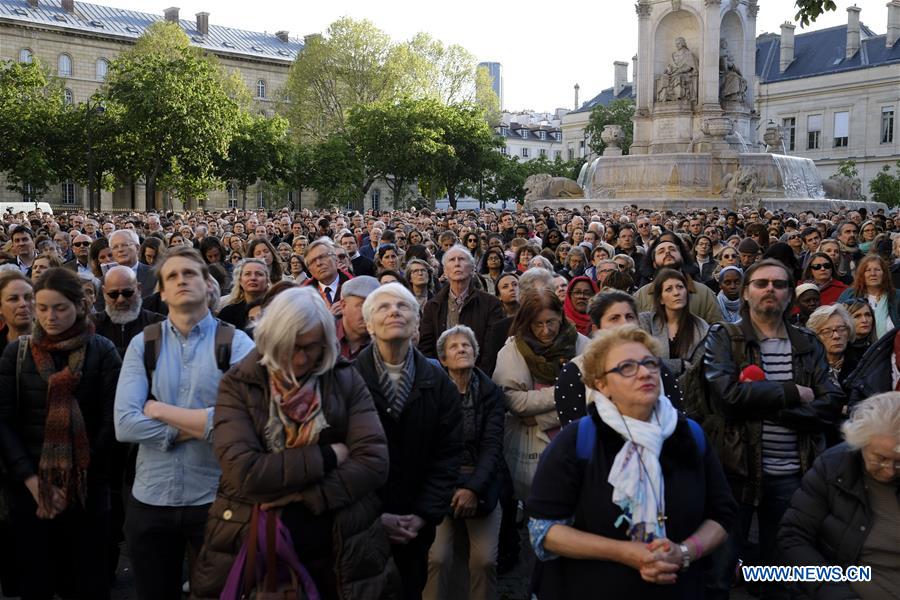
[0,0,308,211]
[496,110,566,163]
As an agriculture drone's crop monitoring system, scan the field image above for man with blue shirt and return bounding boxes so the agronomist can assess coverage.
[114,246,253,600]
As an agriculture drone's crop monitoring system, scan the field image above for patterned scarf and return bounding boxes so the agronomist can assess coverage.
[264,370,328,451]
[515,321,578,385]
[372,343,415,420]
[30,318,94,511]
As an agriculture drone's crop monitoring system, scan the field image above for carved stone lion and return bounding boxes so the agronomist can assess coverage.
[524,174,585,202]
[823,176,862,200]
[721,167,759,205]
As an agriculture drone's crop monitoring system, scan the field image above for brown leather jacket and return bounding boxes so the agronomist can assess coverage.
[191,351,399,600]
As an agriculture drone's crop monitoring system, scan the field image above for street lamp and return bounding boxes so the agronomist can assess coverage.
[84,98,105,213]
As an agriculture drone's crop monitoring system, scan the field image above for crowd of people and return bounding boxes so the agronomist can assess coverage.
[0,202,897,600]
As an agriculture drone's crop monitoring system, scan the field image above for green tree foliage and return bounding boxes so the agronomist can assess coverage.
[584,98,635,156]
[0,59,69,200]
[217,113,291,209]
[794,0,837,27]
[105,22,241,209]
[306,134,370,209]
[477,155,585,205]
[869,161,900,208]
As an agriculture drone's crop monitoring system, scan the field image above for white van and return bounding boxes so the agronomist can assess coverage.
[0,202,54,215]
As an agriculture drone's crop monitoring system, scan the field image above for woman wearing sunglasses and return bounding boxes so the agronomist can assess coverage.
[528,325,736,599]
[801,252,847,306]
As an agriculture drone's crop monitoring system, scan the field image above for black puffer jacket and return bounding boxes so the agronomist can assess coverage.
[778,443,898,600]
[703,318,844,504]
[842,327,897,407]
[91,309,165,357]
[0,334,121,494]
[353,345,463,526]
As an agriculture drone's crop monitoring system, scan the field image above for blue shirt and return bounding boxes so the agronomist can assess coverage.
[114,311,254,507]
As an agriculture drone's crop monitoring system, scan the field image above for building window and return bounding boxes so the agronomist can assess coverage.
[227,183,238,208]
[568,148,575,160]
[96,58,109,81]
[538,131,546,140]
[58,53,72,77]
[371,188,381,212]
[782,117,796,151]
[521,147,530,158]
[520,129,528,139]
[19,48,33,64]
[833,111,849,148]
[499,126,508,136]
[539,148,547,157]
[807,114,822,150]
[22,184,34,203]
[554,150,562,160]
[500,146,508,155]
[882,106,895,144]
[63,88,74,105]
[256,79,267,99]
[61,181,76,205]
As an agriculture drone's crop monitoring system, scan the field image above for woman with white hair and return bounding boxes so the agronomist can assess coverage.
[806,304,860,390]
[192,286,397,600]
[424,325,506,600]
[778,392,900,600]
[354,282,462,600]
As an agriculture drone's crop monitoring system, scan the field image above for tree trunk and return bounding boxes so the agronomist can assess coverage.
[242,187,248,211]
[145,173,156,211]
[447,185,457,210]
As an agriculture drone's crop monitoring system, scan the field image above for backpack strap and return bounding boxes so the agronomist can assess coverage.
[214,319,235,372]
[575,415,596,461]
[686,418,706,456]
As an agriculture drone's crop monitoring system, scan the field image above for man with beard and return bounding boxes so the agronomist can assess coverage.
[701,259,842,600]
[633,235,724,323]
[92,265,165,357]
[835,220,862,276]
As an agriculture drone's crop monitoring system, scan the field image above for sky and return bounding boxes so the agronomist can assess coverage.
[99,0,889,113]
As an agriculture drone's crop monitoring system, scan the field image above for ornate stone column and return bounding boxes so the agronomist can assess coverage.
[631,0,653,154]
[700,0,723,116]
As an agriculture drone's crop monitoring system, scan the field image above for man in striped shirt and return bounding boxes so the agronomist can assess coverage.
[702,258,844,600]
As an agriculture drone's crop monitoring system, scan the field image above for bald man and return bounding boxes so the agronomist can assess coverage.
[92,265,164,357]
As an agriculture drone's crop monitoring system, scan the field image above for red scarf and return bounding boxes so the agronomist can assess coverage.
[563,276,597,337]
[30,319,95,511]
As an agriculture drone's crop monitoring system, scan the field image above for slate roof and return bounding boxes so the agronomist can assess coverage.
[575,22,899,114]
[497,125,563,142]
[0,0,303,63]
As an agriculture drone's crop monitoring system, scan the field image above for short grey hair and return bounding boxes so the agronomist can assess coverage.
[255,287,338,382]
[436,325,479,362]
[362,282,420,329]
[305,236,336,259]
[441,244,476,269]
[806,304,856,343]
[528,256,554,271]
[518,267,556,296]
[109,228,139,247]
[842,392,900,449]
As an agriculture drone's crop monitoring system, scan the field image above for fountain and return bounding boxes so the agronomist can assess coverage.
[530,0,885,213]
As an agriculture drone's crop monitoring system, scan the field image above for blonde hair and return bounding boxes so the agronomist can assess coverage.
[580,325,661,386]
[255,287,338,383]
[841,392,900,449]
[806,304,856,343]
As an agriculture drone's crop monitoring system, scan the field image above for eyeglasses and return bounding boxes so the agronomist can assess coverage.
[603,356,663,378]
[72,241,91,247]
[532,318,561,331]
[307,253,334,266]
[863,456,900,471]
[819,325,850,338]
[748,279,791,290]
[809,263,832,271]
[408,269,428,276]
[105,288,136,300]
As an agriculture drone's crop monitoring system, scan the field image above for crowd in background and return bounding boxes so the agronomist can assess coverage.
[0,202,897,600]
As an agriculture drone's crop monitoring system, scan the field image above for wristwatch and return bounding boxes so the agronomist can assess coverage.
[679,543,691,571]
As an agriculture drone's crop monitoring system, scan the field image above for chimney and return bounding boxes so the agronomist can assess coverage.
[574,83,580,110]
[632,54,638,83]
[27,0,38,7]
[163,7,180,24]
[195,12,209,36]
[846,5,861,59]
[303,33,322,46]
[275,30,289,43]
[62,0,74,12]
[614,61,628,96]
[888,1,900,48]
[780,22,796,71]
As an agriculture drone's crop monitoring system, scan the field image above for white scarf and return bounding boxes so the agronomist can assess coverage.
[587,386,678,542]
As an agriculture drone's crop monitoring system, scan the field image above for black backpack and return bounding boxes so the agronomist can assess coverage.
[680,321,747,423]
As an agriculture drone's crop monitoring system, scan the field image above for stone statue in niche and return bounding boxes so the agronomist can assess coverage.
[719,39,747,103]
[655,37,698,103]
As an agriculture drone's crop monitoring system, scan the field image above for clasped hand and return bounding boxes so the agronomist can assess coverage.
[381,513,425,545]
[621,537,684,585]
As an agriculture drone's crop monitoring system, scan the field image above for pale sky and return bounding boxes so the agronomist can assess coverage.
[101,0,889,113]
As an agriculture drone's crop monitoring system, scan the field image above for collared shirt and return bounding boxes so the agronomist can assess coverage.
[114,311,254,507]
[318,274,340,303]
[15,254,34,274]
[446,284,470,329]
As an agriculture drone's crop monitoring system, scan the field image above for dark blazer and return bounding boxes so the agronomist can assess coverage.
[353,345,462,526]
[135,262,156,298]
[351,254,376,277]
[418,285,505,369]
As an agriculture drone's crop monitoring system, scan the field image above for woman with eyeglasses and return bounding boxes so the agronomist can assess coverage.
[692,235,716,284]
[801,251,848,306]
[543,229,563,252]
[515,244,541,275]
[406,258,434,311]
[563,276,599,337]
[778,392,900,600]
[637,269,710,385]
[554,243,571,271]
[493,288,590,504]
[463,232,483,266]
[806,304,860,392]
[838,255,900,339]
[858,220,880,254]
[477,247,506,296]
[528,325,736,599]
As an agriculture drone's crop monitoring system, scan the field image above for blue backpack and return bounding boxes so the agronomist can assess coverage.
[575,414,706,460]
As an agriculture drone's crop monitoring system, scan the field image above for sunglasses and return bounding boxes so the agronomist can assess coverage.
[106,289,136,299]
[748,279,791,290]
[73,241,91,247]
[809,263,832,271]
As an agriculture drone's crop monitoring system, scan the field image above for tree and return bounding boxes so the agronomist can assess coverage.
[217,113,291,209]
[306,133,371,209]
[105,22,241,210]
[869,161,900,208]
[348,97,446,208]
[584,98,635,156]
[794,0,837,27]
[0,59,69,200]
